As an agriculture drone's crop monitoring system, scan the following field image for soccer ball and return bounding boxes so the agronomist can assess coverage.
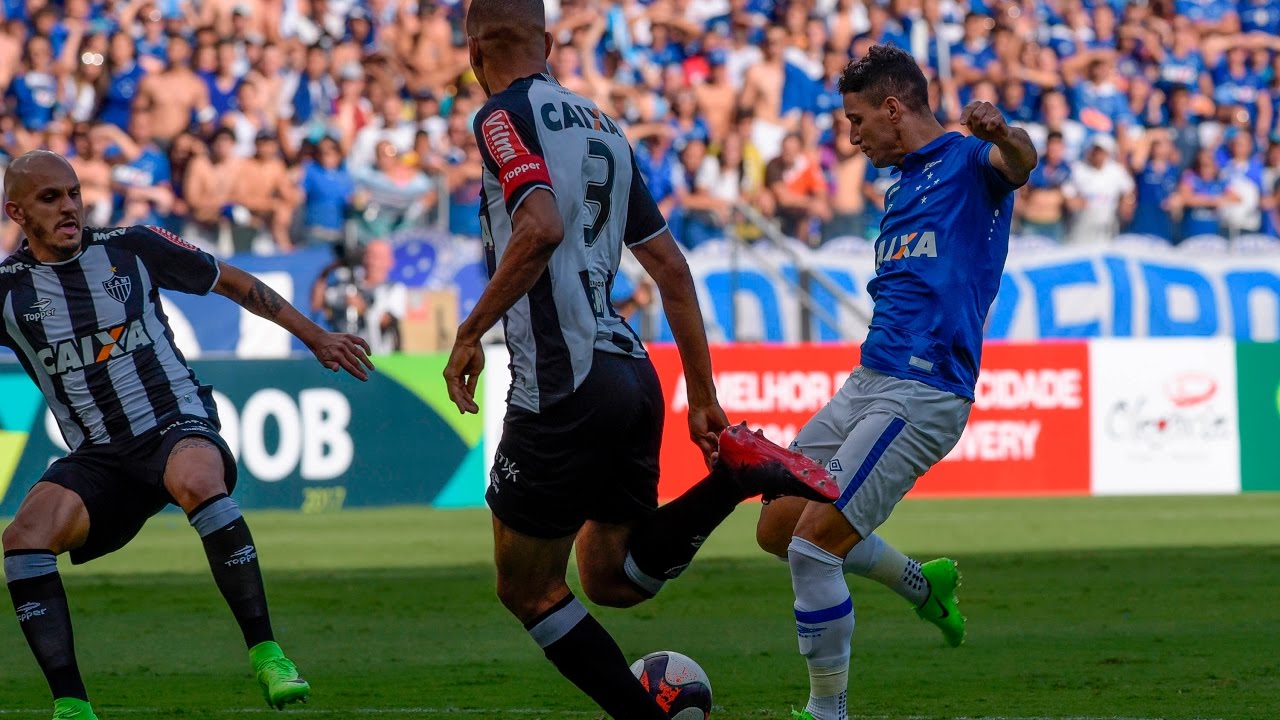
[629,650,713,719]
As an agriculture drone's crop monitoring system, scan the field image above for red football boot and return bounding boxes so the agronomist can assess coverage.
[715,423,840,503]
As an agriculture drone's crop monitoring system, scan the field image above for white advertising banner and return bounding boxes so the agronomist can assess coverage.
[1089,338,1241,495]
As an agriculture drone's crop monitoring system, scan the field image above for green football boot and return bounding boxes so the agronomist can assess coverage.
[915,557,966,647]
[52,698,98,720]
[790,710,815,720]
[250,641,311,709]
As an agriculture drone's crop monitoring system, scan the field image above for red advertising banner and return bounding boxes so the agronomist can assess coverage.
[648,342,1090,501]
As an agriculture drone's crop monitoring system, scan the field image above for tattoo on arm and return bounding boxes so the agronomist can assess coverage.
[242,279,287,319]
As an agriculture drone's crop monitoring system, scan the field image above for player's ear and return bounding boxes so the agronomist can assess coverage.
[543,31,553,59]
[3,201,21,225]
[884,96,902,124]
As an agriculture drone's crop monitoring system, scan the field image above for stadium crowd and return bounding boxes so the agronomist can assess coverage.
[1,0,1280,256]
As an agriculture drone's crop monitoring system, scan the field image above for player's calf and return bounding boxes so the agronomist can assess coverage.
[789,537,853,720]
[187,493,275,649]
[3,485,91,707]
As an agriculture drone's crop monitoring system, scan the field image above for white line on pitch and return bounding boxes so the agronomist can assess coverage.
[0,711,1223,720]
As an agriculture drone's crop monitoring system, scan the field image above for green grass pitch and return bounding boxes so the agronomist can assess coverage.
[1,495,1278,719]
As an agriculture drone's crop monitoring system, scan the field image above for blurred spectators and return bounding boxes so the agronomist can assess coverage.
[1,0,1280,261]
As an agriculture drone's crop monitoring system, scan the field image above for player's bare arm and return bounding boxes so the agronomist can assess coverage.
[444,188,564,415]
[960,100,1038,187]
[630,231,728,465]
[213,263,375,381]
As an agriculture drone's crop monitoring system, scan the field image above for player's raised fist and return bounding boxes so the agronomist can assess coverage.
[960,101,1011,143]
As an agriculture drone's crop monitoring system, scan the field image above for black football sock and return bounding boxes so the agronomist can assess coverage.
[624,466,745,597]
[4,551,88,701]
[189,495,274,648]
[525,594,667,720]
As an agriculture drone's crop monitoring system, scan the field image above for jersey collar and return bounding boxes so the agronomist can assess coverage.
[14,238,86,266]
[898,131,962,172]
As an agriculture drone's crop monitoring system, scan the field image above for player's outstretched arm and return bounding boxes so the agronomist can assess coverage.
[960,100,1038,187]
[444,188,564,414]
[631,230,727,465]
[214,262,375,381]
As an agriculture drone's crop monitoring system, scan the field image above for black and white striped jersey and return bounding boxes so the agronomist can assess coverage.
[474,73,668,413]
[0,226,221,451]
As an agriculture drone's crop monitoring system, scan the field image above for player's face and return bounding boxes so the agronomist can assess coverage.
[843,91,900,168]
[5,160,85,261]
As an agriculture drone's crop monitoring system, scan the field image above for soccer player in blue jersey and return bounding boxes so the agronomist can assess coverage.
[0,151,375,720]
[754,46,1037,720]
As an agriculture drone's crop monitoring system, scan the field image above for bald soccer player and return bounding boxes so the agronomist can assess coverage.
[442,1,841,718]
[0,151,374,720]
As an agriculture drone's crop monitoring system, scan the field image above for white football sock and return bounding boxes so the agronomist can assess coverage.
[790,537,852,720]
[843,533,929,606]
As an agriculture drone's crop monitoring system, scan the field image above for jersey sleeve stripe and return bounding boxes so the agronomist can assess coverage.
[626,223,669,248]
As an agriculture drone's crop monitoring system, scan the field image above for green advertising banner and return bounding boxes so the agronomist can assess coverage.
[1237,343,1280,492]
[0,355,486,515]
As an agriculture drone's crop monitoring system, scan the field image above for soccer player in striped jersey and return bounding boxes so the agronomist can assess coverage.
[0,150,375,720]
[442,0,840,717]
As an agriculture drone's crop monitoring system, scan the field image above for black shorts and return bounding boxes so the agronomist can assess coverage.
[39,416,236,565]
[486,351,664,539]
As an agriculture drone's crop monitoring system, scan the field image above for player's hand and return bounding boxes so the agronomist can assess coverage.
[312,332,375,381]
[688,400,729,470]
[444,337,485,414]
[960,101,1012,144]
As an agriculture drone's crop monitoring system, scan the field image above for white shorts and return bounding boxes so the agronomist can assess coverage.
[789,366,972,537]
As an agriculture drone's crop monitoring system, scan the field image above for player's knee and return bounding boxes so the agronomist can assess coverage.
[164,440,228,511]
[2,515,52,554]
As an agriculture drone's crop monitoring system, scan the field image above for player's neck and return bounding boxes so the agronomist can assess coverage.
[483,63,549,97]
[25,237,81,264]
[899,117,948,157]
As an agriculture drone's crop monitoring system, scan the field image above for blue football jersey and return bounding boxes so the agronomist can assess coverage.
[860,132,1018,400]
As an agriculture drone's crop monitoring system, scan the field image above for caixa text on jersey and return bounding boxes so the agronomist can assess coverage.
[37,320,154,375]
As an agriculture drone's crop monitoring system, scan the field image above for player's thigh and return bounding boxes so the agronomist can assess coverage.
[491,514,577,623]
[35,451,167,564]
[154,418,237,513]
[2,481,91,555]
[829,408,966,541]
[758,374,864,556]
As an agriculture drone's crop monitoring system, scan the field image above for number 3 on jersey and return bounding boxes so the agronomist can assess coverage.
[583,139,616,248]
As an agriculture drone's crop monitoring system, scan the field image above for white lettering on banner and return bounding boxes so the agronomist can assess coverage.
[671,372,844,413]
[298,388,353,480]
[238,389,302,482]
[211,389,354,483]
[944,420,1042,462]
[974,369,1082,410]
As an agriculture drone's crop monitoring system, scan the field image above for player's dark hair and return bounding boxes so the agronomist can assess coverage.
[837,45,929,113]
[1046,131,1064,143]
